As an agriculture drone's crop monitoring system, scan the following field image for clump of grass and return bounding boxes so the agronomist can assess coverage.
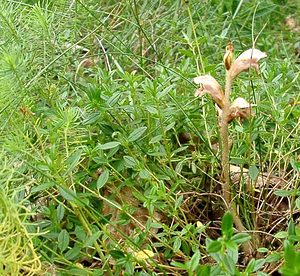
[0,186,42,275]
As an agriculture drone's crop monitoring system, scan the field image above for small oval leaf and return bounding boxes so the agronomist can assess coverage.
[222,212,233,239]
[128,127,147,142]
[207,240,222,253]
[231,233,251,244]
[123,156,137,168]
[98,142,120,150]
[249,165,259,181]
[97,169,109,189]
[58,229,69,252]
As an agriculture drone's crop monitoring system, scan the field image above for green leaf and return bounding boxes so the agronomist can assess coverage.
[173,236,181,252]
[253,259,266,272]
[139,169,151,179]
[75,226,86,241]
[56,204,65,222]
[170,261,186,269]
[58,186,76,201]
[58,186,84,207]
[145,105,158,114]
[245,258,255,273]
[274,189,294,197]
[68,268,89,275]
[257,247,268,253]
[175,195,184,210]
[223,254,236,274]
[290,160,300,172]
[231,233,251,244]
[280,244,300,275]
[64,244,81,260]
[189,250,201,272]
[97,169,109,189]
[149,135,162,144]
[157,85,172,99]
[288,220,296,236]
[123,155,137,168]
[225,240,238,251]
[83,231,101,247]
[98,142,120,150]
[196,265,211,275]
[257,272,269,276]
[65,150,82,175]
[221,212,233,239]
[58,229,69,252]
[296,197,300,209]
[249,165,259,181]
[128,127,147,142]
[93,156,109,164]
[274,231,288,239]
[31,182,55,193]
[265,252,281,263]
[110,250,126,259]
[37,164,50,171]
[206,240,222,253]
[227,247,238,264]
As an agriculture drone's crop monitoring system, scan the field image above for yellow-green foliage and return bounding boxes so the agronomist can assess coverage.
[0,190,42,276]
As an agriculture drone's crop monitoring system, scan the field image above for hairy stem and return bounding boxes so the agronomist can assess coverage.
[221,70,252,256]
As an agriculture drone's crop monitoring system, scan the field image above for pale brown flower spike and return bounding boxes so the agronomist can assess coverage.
[193,42,267,257]
[194,42,266,123]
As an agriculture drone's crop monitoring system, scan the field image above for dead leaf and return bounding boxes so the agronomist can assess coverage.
[102,187,163,241]
[230,165,285,189]
[285,16,300,32]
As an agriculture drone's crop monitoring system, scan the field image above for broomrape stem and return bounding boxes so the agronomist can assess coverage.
[221,71,232,205]
[221,70,252,256]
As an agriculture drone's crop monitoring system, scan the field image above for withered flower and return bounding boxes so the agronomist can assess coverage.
[216,97,255,123]
[228,97,256,122]
[230,48,267,79]
[193,75,225,108]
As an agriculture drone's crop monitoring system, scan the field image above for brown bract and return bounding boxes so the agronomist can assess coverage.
[193,75,225,108]
[231,49,267,79]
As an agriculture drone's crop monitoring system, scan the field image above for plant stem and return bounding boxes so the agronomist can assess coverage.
[221,70,252,256]
[221,70,232,205]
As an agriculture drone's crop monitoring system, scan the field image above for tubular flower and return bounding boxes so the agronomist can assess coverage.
[194,75,225,108]
[230,48,267,79]
[228,97,256,122]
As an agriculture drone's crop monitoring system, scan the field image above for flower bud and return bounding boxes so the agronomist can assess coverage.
[224,40,234,70]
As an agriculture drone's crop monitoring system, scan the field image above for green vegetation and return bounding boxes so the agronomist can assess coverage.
[0,0,299,275]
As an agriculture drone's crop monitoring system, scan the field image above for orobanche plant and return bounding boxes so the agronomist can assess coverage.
[194,41,267,255]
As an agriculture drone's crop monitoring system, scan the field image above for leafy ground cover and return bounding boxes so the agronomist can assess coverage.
[0,0,299,275]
